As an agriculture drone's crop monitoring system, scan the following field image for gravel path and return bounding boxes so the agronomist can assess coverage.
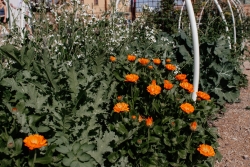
[214,61,250,167]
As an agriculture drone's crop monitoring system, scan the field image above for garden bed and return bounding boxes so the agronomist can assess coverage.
[215,61,250,167]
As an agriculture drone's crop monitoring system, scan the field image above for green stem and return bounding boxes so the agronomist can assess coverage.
[147,128,150,147]
[32,149,37,167]
[131,84,134,111]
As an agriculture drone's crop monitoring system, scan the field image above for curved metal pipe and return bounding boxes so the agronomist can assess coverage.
[178,0,186,31]
[186,0,200,101]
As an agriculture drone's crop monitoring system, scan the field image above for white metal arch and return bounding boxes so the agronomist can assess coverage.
[185,0,200,101]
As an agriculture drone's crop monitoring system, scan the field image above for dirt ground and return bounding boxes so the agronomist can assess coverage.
[214,61,250,167]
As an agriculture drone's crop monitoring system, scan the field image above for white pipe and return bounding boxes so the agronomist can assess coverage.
[230,0,242,22]
[227,0,236,47]
[197,0,210,29]
[20,1,24,38]
[178,0,186,31]
[186,0,200,101]
[214,0,231,49]
[116,0,120,11]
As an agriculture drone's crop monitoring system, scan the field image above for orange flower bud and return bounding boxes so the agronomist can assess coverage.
[148,65,153,70]
[131,115,137,119]
[12,107,17,112]
[138,115,144,122]
[110,56,116,62]
[137,139,142,144]
[138,58,150,66]
[166,58,171,63]
[197,144,215,157]
[146,117,153,127]
[117,96,122,101]
[190,121,197,131]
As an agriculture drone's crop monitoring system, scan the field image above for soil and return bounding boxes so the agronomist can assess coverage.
[214,61,250,167]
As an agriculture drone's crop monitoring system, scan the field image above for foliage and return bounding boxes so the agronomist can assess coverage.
[105,55,222,167]
[0,0,248,166]
[173,31,248,107]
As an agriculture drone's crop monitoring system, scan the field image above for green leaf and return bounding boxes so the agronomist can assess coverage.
[78,153,92,162]
[35,156,53,164]
[62,158,73,166]
[149,136,160,143]
[108,152,119,163]
[7,136,15,149]
[24,48,35,69]
[153,125,163,136]
[37,126,50,133]
[0,44,22,66]
[115,122,128,135]
[178,150,187,159]
[81,143,95,152]
[56,145,70,154]
[114,71,124,82]
[73,143,80,155]
[67,67,79,101]
[14,138,22,152]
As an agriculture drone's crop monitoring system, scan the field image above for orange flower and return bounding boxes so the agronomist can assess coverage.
[146,117,153,127]
[166,58,171,63]
[148,65,153,70]
[138,115,144,122]
[131,115,137,120]
[23,134,47,150]
[153,58,161,65]
[117,96,122,101]
[175,74,187,81]
[197,144,215,157]
[110,56,116,62]
[190,121,197,131]
[197,91,210,100]
[165,64,176,71]
[127,54,136,62]
[147,80,161,95]
[164,80,173,90]
[180,103,195,114]
[113,102,129,113]
[180,82,194,93]
[125,74,139,83]
[182,79,188,82]
[138,58,150,66]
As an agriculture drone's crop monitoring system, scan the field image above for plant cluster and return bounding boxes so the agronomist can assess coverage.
[105,55,221,166]
[0,0,248,166]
